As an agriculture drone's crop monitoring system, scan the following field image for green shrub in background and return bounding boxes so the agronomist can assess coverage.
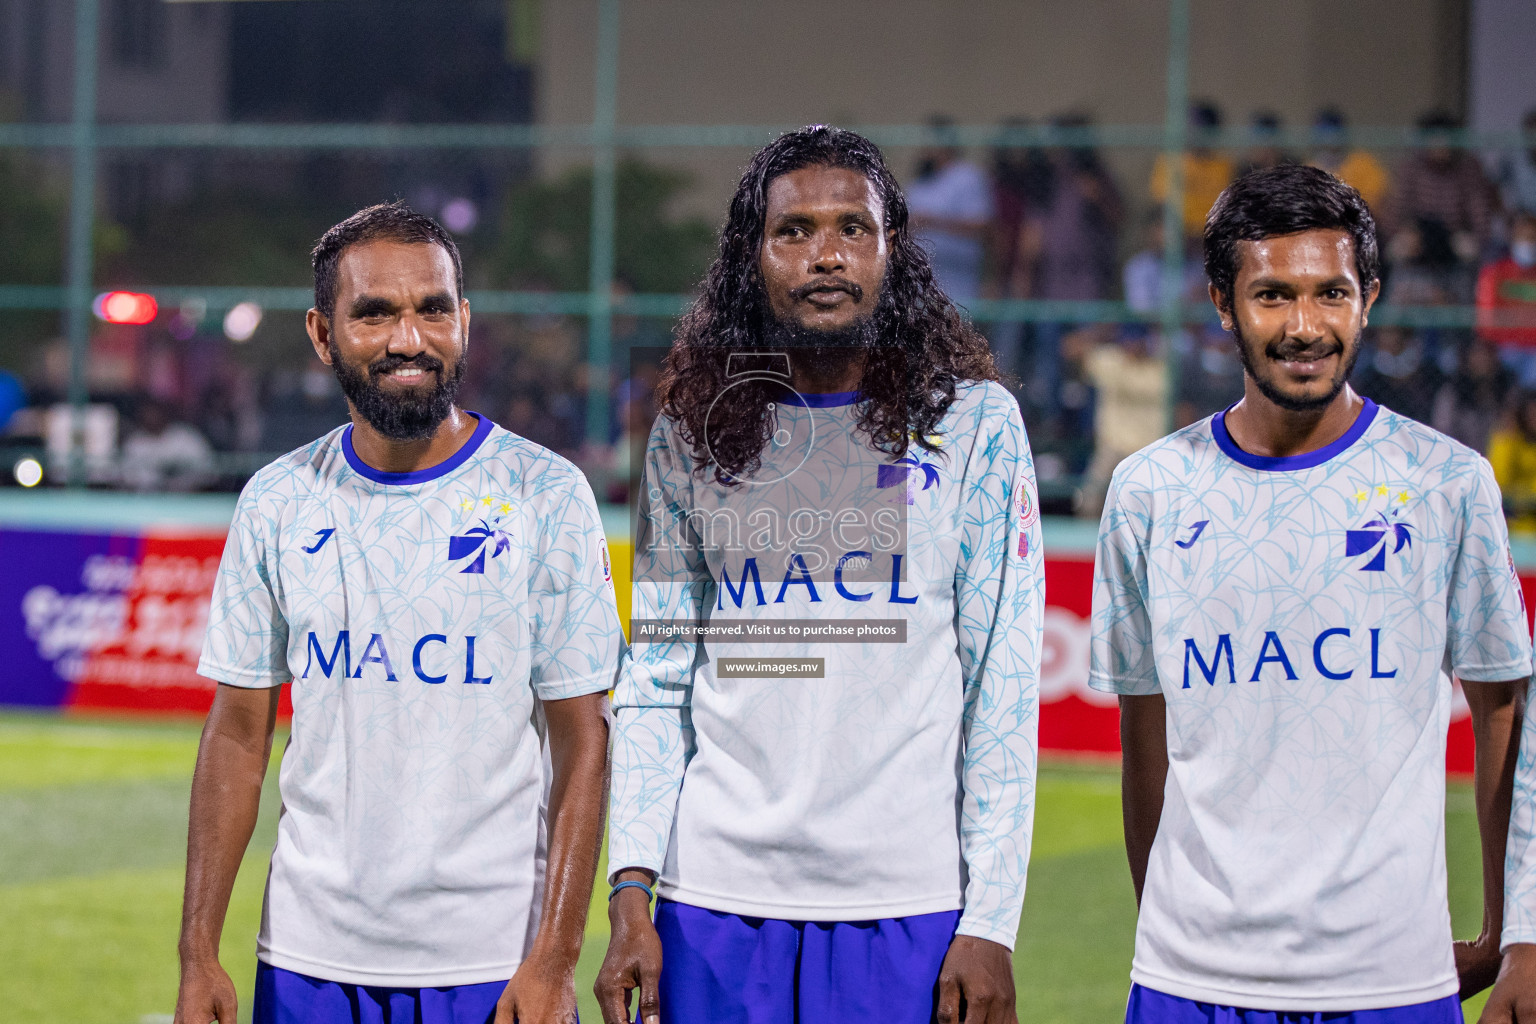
[497,158,716,294]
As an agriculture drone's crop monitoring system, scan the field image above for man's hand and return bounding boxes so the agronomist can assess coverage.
[1459,937,1506,1000]
[935,934,1017,1024]
[496,949,578,1024]
[594,876,662,1024]
[172,956,238,1024]
[1482,944,1536,1023]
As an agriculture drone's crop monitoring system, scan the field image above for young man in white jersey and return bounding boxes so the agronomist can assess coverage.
[594,126,1044,1024]
[173,202,622,1024]
[1092,163,1532,1023]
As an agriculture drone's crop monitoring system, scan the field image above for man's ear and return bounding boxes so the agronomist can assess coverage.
[305,308,333,365]
[1208,283,1233,331]
[1361,277,1382,326]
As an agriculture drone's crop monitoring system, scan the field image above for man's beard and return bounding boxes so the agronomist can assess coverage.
[1232,318,1361,413]
[760,293,885,384]
[330,345,465,441]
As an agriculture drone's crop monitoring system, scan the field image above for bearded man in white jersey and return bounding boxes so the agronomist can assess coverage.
[1093,164,1532,1023]
[595,126,1044,1024]
[174,202,622,1024]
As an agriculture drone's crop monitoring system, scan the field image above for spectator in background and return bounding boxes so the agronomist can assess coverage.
[1432,338,1513,453]
[1236,110,1291,176]
[1477,209,1536,386]
[989,117,1053,378]
[1020,114,1123,430]
[1120,212,1231,427]
[260,365,350,453]
[1488,390,1536,534]
[991,117,1053,297]
[1494,108,1536,217]
[1068,324,1167,516]
[1383,112,1496,301]
[1352,326,1441,424]
[1174,329,1246,427]
[120,397,215,492]
[1308,107,1390,212]
[501,389,542,439]
[907,115,993,303]
[1122,209,1206,316]
[1151,101,1234,240]
[1382,218,1458,306]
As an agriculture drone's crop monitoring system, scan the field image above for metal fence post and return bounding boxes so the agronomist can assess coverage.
[1159,0,1191,432]
[585,0,621,449]
[64,0,100,487]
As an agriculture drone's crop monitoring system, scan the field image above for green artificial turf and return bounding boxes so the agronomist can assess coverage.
[0,712,1495,1023]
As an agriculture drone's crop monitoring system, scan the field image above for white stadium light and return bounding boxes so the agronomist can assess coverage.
[223,302,263,343]
[13,457,43,488]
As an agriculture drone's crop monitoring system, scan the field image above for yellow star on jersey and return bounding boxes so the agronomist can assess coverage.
[1354,490,1369,502]
[459,498,475,512]
[1376,485,1389,497]
[499,502,513,515]
[481,495,494,507]
[1397,491,1411,503]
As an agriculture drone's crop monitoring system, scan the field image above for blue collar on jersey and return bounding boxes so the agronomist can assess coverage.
[341,411,493,485]
[1211,397,1378,472]
[782,390,861,408]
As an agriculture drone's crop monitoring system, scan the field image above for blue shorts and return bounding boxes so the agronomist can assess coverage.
[253,962,508,1024]
[1125,983,1464,1024]
[654,898,961,1024]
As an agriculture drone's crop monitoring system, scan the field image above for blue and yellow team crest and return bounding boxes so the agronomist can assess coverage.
[877,454,940,505]
[451,495,515,574]
[1344,486,1414,572]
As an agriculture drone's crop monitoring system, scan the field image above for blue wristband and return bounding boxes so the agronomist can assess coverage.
[609,879,654,902]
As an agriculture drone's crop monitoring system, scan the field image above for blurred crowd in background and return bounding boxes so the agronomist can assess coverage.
[5,100,1536,523]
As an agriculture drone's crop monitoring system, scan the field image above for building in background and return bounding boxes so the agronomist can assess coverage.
[0,0,229,222]
[535,0,1475,219]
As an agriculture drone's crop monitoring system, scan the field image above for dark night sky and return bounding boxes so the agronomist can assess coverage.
[228,0,533,123]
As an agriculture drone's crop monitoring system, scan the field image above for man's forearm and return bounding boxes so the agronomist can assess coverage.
[179,685,278,961]
[1120,694,1168,907]
[1467,680,1526,944]
[530,692,610,966]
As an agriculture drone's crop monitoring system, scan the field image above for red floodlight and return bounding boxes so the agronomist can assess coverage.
[92,291,158,325]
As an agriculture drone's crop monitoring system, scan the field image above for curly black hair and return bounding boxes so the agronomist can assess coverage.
[1204,164,1379,312]
[658,125,998,483]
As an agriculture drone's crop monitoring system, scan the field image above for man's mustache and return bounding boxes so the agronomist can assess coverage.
[789,278,864,302]
[1268,339,1343,362]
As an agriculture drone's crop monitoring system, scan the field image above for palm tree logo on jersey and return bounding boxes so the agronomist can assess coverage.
[449,518,512,574]
[1344,510,1413,571]
[876,455,940,505]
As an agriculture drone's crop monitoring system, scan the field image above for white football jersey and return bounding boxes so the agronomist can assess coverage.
[199,414,623,987]
[1091,399,1532,1010]
[609,381,1044,948]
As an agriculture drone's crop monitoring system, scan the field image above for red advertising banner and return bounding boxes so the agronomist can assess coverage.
[2,528,288,719]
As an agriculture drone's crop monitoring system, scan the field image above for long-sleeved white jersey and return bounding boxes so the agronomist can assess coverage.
[608,380,1043,948]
